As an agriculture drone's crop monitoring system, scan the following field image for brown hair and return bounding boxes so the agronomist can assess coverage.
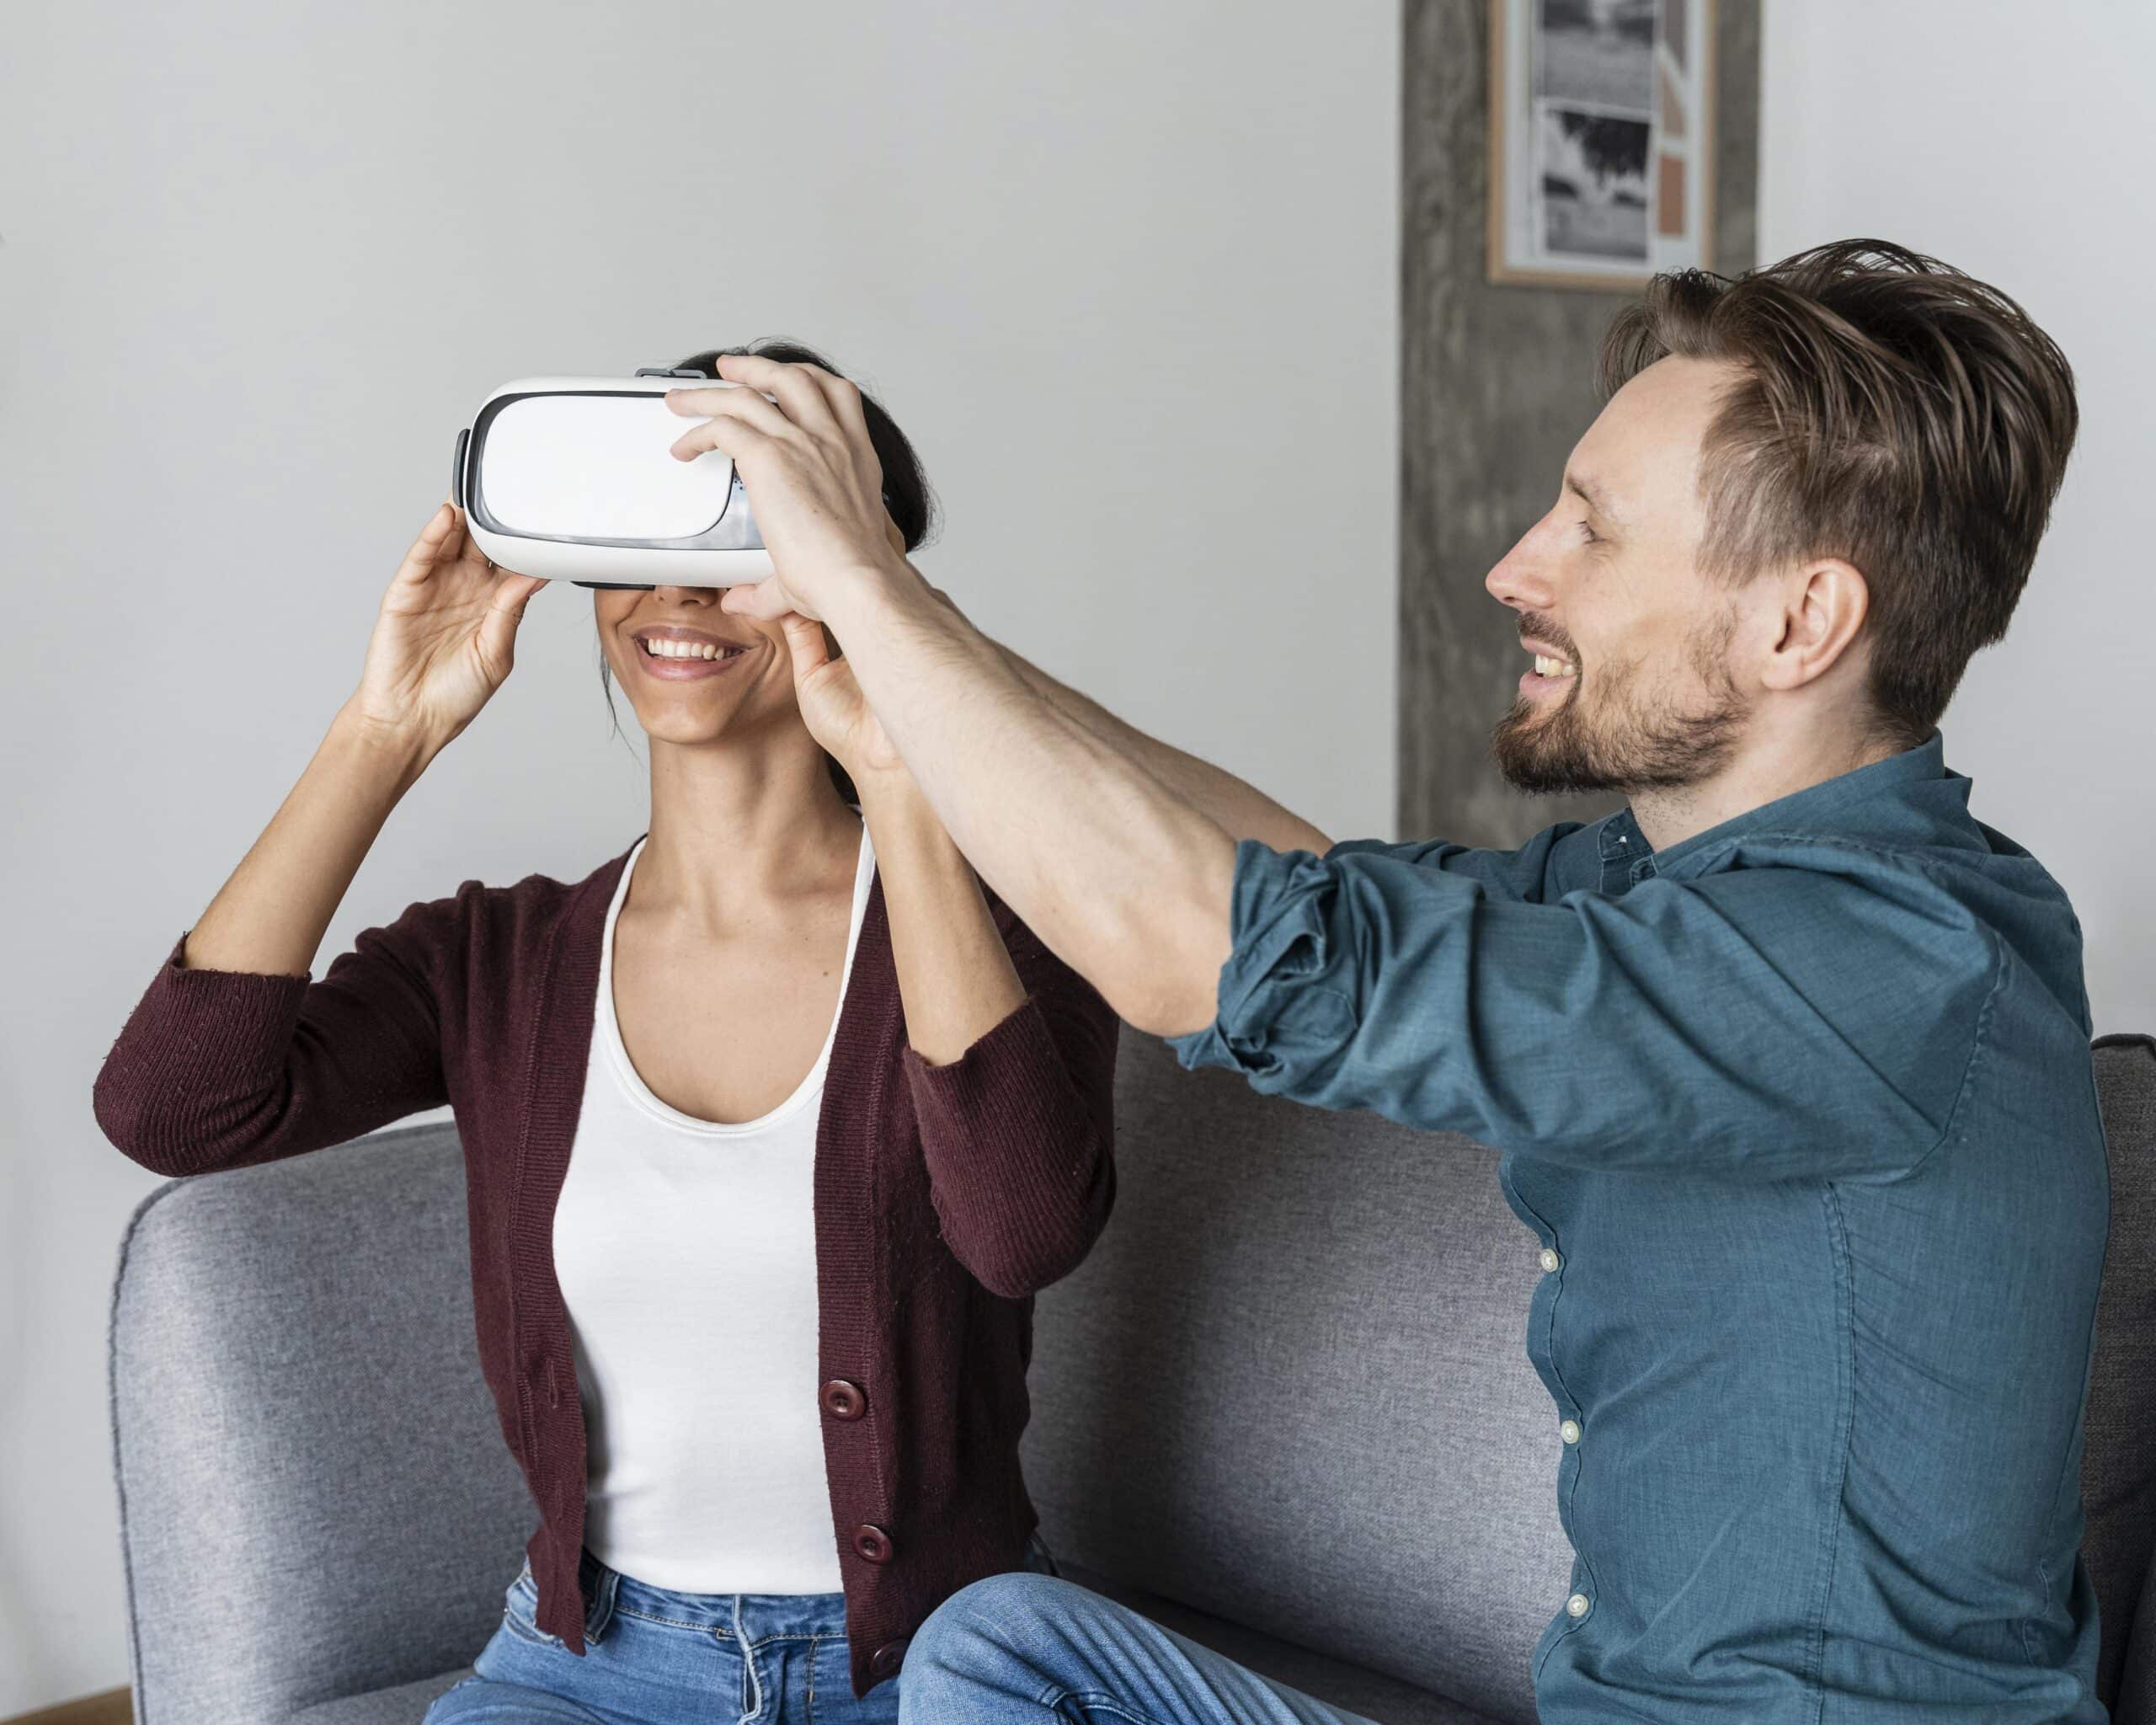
[1598,239,2078,747]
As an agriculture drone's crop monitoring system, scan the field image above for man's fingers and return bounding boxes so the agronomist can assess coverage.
[720,579,794,621]
[668,407,782,464]
[802,366,873,449]
[663,383,795,441]
[711,354,845,442]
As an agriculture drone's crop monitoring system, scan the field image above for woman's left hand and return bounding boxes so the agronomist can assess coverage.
[777,612,908,787]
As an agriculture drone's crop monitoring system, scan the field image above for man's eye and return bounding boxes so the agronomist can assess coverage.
[1577,521,1599,543]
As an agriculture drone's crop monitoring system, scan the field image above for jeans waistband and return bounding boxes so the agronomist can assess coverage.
[574,1549,849,1644]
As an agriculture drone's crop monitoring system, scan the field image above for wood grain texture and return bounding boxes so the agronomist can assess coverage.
[1397,0,1759,847]
[4,1690,131,1725]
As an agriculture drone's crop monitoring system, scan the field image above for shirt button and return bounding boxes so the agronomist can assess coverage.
[1566,1592,1591,1618]
[1560,1419,1582,1445]
[821,1380,867,1421]
[852,1524,895,1564]
[1539,1247,1561,1274]
[870,1638,910,1680]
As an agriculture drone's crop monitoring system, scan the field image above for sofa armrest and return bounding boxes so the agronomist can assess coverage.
[110,1120,531,1725]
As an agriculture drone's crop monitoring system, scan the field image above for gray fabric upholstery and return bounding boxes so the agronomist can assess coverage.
[108,1035,2156,1725]
[1023,1048,1567,1725]
[2089,1033,2156,1718]
[289,1672,471,1725]
[110,1122,529,1725]
[2123,1541,2156,1725]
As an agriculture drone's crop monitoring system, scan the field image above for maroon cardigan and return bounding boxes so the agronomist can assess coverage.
[93,841,1118,1697]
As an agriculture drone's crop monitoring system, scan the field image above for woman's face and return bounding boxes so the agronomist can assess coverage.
[592,585,799,748]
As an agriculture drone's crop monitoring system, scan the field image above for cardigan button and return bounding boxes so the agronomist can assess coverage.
[821,1380,867,1421]
[852,1524,895,1564]
[869,1638,909,1680]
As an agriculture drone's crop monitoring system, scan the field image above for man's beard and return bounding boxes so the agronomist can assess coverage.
[1492,609,1748,797]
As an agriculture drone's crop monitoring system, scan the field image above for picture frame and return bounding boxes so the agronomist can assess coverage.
[1486,0,1717,290]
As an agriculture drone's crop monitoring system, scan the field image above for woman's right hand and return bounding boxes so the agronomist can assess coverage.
[345,502,547,753]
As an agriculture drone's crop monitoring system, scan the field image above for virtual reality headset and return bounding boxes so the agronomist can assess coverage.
[451,370,771,589]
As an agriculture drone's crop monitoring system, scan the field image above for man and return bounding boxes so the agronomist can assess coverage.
[669,240,2107,1722]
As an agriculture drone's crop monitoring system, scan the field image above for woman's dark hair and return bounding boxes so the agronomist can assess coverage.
[597,339,938,804]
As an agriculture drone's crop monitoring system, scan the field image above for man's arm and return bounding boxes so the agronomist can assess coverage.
[664,356,1333,1035]
[825,568,1241,1038]
[1170,840,1999,1178]
[993,637,1333,856]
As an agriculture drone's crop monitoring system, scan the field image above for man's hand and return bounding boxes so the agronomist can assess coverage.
[663,354,903,623]
[659,352,1278,1041]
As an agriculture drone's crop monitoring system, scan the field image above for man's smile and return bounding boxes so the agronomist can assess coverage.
[1518,635,1579,695]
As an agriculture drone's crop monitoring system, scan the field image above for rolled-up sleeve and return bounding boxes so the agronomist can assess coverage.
[1168,837,2001,1180]
[1167,841,1362,1087]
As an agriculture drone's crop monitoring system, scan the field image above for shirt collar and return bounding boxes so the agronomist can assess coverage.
[1609,731,1956,878]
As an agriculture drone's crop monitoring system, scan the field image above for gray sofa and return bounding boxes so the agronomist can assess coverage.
[109,1033,2156,1725]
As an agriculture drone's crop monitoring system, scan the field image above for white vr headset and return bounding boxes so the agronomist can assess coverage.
[451,370,772,588]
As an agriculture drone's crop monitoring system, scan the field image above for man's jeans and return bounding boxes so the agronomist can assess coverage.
[899,1573,1380,1725]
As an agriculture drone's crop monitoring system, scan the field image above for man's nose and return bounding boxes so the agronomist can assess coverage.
[1485,526,1555,613]
[651,584,719,606]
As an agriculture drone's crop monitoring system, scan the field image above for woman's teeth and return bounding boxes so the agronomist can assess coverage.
[641,638,739,660]
[1534,654,1577,678]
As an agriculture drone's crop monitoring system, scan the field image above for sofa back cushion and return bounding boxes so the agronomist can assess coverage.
[1023,1040,1566,1724]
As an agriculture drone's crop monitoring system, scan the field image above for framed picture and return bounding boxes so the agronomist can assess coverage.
[1487,0,1716,290]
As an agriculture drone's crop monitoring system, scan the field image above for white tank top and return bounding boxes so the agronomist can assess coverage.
[553,828,873,1594]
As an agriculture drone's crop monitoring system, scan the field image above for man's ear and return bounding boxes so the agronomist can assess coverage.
[883,513,906,558]
[1761,557,1869,692]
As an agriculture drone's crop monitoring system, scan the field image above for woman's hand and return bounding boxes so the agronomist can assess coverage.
[776,611,909,788]
[345,502,547,753]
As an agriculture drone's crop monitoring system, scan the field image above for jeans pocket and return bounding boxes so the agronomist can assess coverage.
[501,1567,563,1648]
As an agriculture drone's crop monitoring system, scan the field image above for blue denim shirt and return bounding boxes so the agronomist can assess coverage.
[1171,734,2110,1723]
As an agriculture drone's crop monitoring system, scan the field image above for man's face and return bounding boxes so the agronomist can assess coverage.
[1486,355,1753,797]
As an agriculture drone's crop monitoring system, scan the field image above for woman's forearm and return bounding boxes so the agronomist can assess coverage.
[182,706,436,976]
[857,774,1027,1065]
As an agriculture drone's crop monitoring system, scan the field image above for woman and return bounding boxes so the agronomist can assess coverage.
[93,343,1118,1725]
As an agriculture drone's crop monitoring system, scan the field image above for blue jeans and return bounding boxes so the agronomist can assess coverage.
[898,1573,1379,1725]
[427,1542,1059,1725]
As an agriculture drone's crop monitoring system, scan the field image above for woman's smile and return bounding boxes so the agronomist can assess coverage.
[629,623,760,682]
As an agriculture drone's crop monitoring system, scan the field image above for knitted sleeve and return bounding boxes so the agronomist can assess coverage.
[902,910,1119,1298]
[93,889,468,1178]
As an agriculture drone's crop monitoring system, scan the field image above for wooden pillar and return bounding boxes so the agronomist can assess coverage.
[1397,0,1760,846]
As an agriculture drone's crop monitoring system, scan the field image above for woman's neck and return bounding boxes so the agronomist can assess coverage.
[634,729,861,929]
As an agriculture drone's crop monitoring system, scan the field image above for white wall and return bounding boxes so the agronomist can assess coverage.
[0,2,1400,1708]
[1758,0,2155,1036]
